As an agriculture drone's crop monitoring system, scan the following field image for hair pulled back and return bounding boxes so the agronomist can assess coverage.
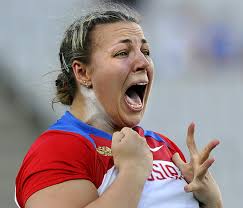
[54,3,140,106]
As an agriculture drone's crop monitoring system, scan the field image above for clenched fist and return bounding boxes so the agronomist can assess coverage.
[112,127,153,181]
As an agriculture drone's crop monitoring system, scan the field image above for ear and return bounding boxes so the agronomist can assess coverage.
[72,60,92,88]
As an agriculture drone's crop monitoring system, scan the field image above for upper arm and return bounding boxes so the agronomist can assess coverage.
[25,179,98,208]
[16,131,98,208]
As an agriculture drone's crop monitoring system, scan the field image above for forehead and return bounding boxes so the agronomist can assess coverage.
[90,22,146,49]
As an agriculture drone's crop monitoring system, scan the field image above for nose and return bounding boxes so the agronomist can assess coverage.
[132,51,150,72]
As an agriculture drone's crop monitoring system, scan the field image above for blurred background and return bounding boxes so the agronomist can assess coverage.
[0,0,242,207]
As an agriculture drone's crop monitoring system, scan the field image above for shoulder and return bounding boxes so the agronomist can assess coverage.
[21,130,96,167]
[18,129,97,178]
[29,130,95,154]
[15,130,97,208]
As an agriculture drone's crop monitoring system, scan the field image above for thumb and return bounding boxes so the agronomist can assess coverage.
[184,182,198,193]
[172,152,185,171]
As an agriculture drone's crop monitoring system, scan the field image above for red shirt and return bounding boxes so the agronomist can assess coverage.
[15,111,197,208]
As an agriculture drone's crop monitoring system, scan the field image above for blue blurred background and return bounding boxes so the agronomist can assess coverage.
[0,0,242,207]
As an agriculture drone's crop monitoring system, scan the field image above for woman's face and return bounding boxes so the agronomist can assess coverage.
[88,22,154,128]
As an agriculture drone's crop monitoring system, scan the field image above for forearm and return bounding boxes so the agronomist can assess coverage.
[197,175,223,208]
[85,170,146,208]
[199,198,223,208]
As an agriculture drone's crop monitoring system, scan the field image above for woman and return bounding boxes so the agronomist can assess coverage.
[15,3,223,208]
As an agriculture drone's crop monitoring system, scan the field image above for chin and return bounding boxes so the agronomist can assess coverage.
[114,102,147,128]
[120,111,144,128]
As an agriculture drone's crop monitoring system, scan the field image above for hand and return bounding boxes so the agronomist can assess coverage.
[112,127,153,180]
[172,123,223,208]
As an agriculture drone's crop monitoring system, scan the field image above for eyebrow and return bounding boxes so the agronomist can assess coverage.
[118,38,148,44]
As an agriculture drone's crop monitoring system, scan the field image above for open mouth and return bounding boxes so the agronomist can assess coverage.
[124,83,147,111]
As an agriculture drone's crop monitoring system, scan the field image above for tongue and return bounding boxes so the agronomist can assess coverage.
[125,91,142,105]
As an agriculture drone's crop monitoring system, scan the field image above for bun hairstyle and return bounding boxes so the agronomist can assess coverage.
[53,3,140,106]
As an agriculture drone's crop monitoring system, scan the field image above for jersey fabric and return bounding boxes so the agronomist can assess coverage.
[15,111,199,208]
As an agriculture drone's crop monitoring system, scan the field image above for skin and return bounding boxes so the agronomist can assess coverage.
[172,123,223,208]
[71,22,153,134]
[25,22,222,208]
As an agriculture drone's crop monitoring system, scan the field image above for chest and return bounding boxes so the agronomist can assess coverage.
[91,135,199,208]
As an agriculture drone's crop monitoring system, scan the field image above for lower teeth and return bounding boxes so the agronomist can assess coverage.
[130,103,141,108]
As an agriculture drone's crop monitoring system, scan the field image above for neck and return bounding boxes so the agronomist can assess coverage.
[70,87,119,135]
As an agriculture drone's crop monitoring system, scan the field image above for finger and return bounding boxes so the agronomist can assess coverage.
[112,131,125,144]
[121,127,138,139]
[186,123,198,155]
[197,157,215,179]
[172,153,186,171]
[121,127,131,134]
[184,182,199,193]
[200,139,220,163]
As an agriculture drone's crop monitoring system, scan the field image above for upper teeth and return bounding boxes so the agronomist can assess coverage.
[136,82,147,85]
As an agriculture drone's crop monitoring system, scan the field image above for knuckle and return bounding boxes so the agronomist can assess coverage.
[113,131,119,137]
[191,154,199,163]
[205,144,211,151]
[121,127,130,134]
[112,132,120,139]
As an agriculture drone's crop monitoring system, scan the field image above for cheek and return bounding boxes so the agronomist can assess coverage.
[92,76,110,101]
[93,61,129,88]
[91,68,126,103]
[90,57,131,108]
[147,61,154,83]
